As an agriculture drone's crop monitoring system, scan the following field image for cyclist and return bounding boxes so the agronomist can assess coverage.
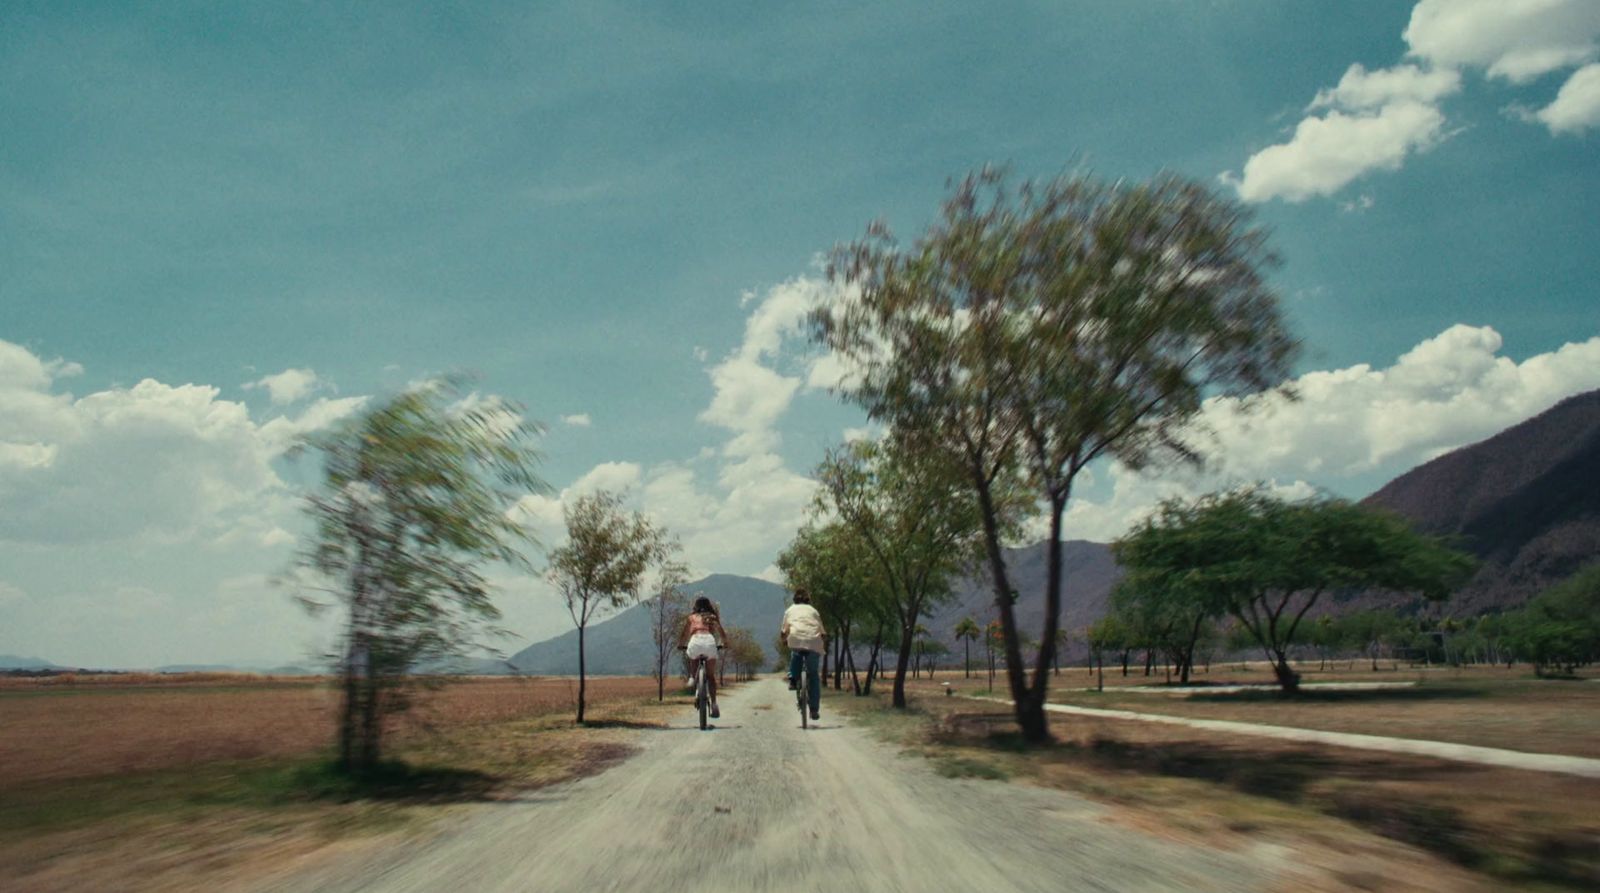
[679,595,727,718]
[780,588,827,721]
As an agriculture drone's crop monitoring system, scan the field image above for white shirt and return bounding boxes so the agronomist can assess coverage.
[781,604,826,653]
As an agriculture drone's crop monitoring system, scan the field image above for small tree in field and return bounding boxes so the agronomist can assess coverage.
[292,379,546,774]
[647,556,689,701]
[547,490,668,723]
[1116,489,1474,692]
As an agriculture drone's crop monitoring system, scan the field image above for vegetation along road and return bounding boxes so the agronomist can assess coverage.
[268,677,1286,893]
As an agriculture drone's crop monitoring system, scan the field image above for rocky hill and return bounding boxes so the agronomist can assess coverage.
[1362,388,1600,613]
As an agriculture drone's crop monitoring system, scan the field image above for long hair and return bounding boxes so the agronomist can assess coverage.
[692,595,717,616]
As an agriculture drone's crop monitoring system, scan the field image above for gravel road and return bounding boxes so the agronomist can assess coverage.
[270,678,1284,893]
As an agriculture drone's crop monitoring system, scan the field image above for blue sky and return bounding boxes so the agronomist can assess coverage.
[3,1,1598,667]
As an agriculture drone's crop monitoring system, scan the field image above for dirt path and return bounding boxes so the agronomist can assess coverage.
[266,678,1287,893]
[973,697,1600,779]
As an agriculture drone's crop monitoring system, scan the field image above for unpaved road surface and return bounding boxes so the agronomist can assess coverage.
[269,678,1285,893]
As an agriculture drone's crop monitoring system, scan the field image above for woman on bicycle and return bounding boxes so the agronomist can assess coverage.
[679,595,727,718]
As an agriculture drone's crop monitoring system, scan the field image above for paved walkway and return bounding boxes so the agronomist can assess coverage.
[970,697,1600,779]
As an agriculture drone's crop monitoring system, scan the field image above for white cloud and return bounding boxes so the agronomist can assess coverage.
[0,339,368,546]
[1536,62,1600,133]
[560,413,592,427]
[1404,0,1600,84]
[0,581,25,606]
[246,367,320,405]
[1058,324,1600,542]
[1228,101,1448,203]
[1310,63,1461,111]
[1228,0,1600,203]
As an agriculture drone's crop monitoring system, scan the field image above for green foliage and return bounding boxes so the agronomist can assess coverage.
[813,436,989,707]
[546,489,672,722]
[814,167,1299,739]
[1114,488,1475,691]
[1505,564,1600,675]
[291,378,547,772]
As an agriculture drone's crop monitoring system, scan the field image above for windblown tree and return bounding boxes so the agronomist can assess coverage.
[647,556,690,701]
[777,520,894,694]
[1106,571,1217,685]
[814,168,1299,741]
[292,379,547,774]
[814,437,991,708]
[547,490,670,723]
[1115,489,1475,692]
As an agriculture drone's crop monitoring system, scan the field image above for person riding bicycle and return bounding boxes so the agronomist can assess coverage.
[780,588,827,721]
[679,595,727,718]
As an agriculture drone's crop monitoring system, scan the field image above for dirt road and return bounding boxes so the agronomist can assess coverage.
[269,678,1284,893]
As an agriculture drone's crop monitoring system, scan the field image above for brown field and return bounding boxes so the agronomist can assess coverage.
[0,674,659,789]
[846,669,1600,889]
[904,662,1600,758]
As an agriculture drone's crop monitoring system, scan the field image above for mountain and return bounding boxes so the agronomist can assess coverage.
[0,654,63,670]
[920,540,1119,661]
[1363,389,1600,613]
[507,574,790,675]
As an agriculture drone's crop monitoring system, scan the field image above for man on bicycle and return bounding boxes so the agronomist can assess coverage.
[780,588,826,721]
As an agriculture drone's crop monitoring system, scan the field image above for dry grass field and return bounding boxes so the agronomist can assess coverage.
[0,672,680,892]
[847,665,1600,890]
[0,674,657,788]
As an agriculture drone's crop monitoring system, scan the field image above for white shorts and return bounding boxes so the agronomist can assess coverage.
[685,633,718,661]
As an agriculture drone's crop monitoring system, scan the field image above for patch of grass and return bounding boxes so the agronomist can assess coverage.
[932,755,1010,780]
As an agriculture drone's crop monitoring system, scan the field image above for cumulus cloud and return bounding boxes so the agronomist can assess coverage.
[1057,324,1600,541]
[0,339,363,546]
[1536,63,1600,133]
[246,367,320,405]
[1227,100,1448,203]
[1227,0,1600,203]
[560,413,592,427]
[1403,0,1600,84]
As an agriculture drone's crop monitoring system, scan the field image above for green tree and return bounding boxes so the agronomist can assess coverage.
[815,169,1298,741]
[1506,564,1600,675]
[1107,571,1216,685]
[1116,489,1475,692]
[953,616,981,678]
[291,380,547,774]
[815,438,986,708]
[547,490,670,723]
[778,520,894,694]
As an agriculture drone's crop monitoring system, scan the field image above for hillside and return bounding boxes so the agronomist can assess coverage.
[507,574,790,675]
[1363,389,1600,613]
[0,655,63,670]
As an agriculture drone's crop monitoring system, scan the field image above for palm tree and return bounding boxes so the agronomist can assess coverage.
[954,617,981,679]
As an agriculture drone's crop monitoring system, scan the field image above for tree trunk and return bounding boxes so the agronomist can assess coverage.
[891,625,915,708]
[576,623,588,724]
[964,640,971,678]
[1271,651,1301,693]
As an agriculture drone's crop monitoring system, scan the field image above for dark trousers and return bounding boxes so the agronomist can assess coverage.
[789,649,821,713]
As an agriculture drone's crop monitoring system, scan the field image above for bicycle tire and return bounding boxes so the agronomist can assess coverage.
[797,661,808,729]
[697,663,708,730]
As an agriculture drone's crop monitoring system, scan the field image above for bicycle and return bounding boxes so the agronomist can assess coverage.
[792,648,816,729]
[691,646,724,730]
[692,655,711,730]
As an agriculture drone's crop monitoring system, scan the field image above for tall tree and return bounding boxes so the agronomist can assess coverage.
[1116,489,1475,692]
[953,616,981,678]
[778,520,893,694]
[815,438,989,707]
[547,490,669,722]
[291,379,546,774]
[815,168,1298,741]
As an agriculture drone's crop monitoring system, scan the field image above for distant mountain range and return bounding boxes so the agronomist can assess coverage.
[1362,388,1600,614]
[0,654,64,670]
[506,574,791,675]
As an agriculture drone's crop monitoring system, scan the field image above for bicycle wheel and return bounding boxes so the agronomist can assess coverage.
[697,663,708,730]
[797,661,808,729]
